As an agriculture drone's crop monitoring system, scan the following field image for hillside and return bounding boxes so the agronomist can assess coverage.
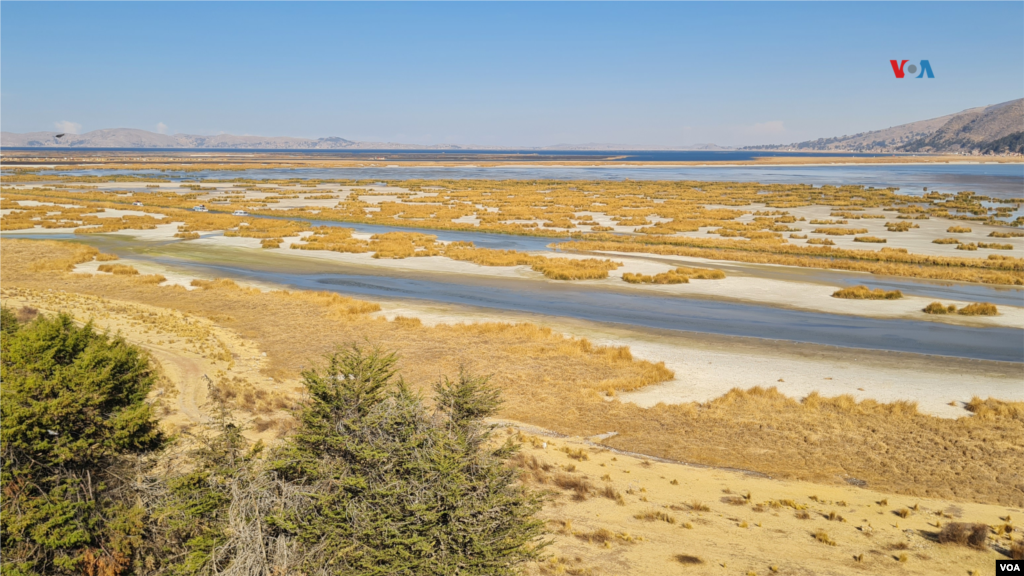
[747,98,1024,154]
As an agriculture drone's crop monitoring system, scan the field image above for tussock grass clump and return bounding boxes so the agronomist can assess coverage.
[553,473,594,501]
[175,231,201,240]
[559,446,590,461]
[789,233,807,239]
[599,485,625,505]
[814,530,837,546]
[687,501,710,512]
[957,242,978,251]
[623,271,687,285]
[957,302,998,316]
[531,257,621,280]
[634,509,676,524]
[260,238,283,249]
[938,522,988,549]
[806,238,834,246]
[990,230,1024,238]
[886,221,919,232]
[978,242,1013,250]
[95,252,119,261]
[923,302,957,314]
[831,285,903,300]
[965,397,1023,421]
[135,274,167,285]
[853,236,887,243]
[623,266,725,284]
[932,238,961,244]
[795,511,811,520]
[813,227,869,236]
[947,226,973,233]
[97,263,139,275]
[676,266,726,280]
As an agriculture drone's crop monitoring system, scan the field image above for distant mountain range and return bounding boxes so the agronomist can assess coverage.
[0,129,728,151]
[3,99,1021,153]
[745,99,1023,154]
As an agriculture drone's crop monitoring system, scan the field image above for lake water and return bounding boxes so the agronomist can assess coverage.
[6,232,1022,363]
[39,163,1024,199]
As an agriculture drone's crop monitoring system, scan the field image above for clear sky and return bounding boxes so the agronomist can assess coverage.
[2,2,1022,147]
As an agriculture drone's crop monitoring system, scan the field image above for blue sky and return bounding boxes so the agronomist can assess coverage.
[2,2,1022,147]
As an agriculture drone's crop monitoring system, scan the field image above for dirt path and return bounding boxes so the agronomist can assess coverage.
[1,286,294,440]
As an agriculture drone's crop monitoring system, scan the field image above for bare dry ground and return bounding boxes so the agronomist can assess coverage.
[513,431,1020,576]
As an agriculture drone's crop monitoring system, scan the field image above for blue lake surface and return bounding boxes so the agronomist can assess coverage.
[40,163,1024,199]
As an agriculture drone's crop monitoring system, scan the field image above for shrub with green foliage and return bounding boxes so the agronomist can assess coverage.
[145,345,545,575]
[267,345,545,575]
[1,309,162,576]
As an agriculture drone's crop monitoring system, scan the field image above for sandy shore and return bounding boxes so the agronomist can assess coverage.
[372,298,1022,419]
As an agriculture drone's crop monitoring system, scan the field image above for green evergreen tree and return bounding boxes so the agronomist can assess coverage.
[1,311,162,576]
[269,345,545,576]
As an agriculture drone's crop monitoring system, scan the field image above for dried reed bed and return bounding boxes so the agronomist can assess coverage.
[922,302,999,316]
[831,285,903,300]
[852,236,887,243]
[622,266,725,284]
[556,238,1024,285]
[4,239,1023,507]
[97,263,139,275]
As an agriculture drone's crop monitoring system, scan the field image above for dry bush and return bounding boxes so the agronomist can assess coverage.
[933,238,961,245]
[722,496,748,506]
[14,306,38,323]
[938,523,988,549]
[978,242,1013,250]
[947,226,973,233]
[807,238,835,246]
[853,236,887,243]
[923,302,958,314]
[1011,539,1024,560]
[990,231,1024,238]
[832,285,903,300]
[97,263,139,275]
[957,243,978,251]
[795,511,811,520]
[957,302,998,316]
